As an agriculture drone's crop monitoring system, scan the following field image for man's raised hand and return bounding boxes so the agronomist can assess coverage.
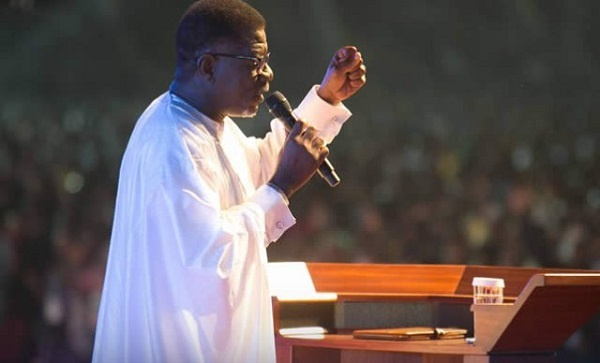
[317,46,367,105]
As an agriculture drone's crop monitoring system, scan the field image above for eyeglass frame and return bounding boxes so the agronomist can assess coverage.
[196,52,271,73]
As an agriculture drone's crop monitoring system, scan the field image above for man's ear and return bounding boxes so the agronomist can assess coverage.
[196,54,216,81]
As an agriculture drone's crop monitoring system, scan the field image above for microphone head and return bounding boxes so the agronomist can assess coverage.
[265,91,293,119]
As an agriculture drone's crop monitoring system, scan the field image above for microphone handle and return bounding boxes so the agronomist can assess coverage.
[318,159,340,187]
[281,113,340,187]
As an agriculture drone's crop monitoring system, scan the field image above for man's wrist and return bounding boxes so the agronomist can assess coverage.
[316,86,340,105]
[266,181,290,205]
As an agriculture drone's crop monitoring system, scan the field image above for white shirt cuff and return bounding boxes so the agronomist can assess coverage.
[248,185,296,245]
[294,85,352,144]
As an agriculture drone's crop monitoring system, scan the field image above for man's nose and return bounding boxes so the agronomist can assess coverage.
[259,63,274,81]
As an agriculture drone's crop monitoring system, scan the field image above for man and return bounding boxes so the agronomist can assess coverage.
[92,0,366,362]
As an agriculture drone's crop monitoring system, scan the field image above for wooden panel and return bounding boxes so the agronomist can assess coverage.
[471,273,600,353]
[304,263,597,298]
[458,266,546,297]
[293,346,340,363]
[306,263,466,295]
[465,355,555,363]
[456,266,596,297]
[276,335,557,363]
[543,273,600,286]
[493,285,600,351]
[276,340,292,363]
[341,350,463,363]
[487,355,555,363]
[276,334,487,355]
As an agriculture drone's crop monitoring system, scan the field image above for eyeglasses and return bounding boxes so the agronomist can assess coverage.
[197,52,270,73]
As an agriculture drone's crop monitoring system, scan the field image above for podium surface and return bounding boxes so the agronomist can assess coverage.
[271,263,600,363]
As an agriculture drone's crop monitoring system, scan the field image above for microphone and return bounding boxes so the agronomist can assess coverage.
[266,91,340,187]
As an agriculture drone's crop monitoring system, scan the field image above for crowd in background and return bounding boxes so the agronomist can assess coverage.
[1,99,598,362]
[270,124,600,269]
[2,0,599,362]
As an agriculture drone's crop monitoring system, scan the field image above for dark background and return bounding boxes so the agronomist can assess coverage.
[1,1,599,362]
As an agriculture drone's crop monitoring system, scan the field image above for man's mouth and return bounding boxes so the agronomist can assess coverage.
[256,89,268,103]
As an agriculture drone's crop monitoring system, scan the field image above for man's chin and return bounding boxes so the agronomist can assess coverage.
[239,111,258,118]
[240,102,262,117]
[233,107,259,118]
[227,99,262,118]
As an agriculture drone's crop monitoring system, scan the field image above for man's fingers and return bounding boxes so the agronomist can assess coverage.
[293,123,325,151]
[289,119,306,137]
[334,47,361,71]
[296,124,328,157]
[334,46,356,63]
[311,137,325,149]
[349,78,366,88]
[318,145,330,163]
[348,69,366,81]
[348,62,366,76]
[347,64,367,89]
[301,126,319,140]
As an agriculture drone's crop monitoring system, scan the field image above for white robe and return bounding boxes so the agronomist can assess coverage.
[92,86,351,363]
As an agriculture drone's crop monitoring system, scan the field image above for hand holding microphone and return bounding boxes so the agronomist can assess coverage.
[266,91,340,197]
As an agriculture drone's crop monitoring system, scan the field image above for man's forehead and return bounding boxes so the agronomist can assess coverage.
[246,27,266,39]
[215,29,267,51]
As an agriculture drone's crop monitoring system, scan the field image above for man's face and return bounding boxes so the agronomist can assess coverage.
[211,28,274,118]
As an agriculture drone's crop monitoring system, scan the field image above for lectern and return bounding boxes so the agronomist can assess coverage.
[270,263,600,363]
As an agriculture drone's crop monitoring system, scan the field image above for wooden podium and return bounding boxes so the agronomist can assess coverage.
[270,263,600,363]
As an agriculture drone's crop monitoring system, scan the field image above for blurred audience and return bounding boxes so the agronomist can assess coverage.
[1,101,598,362]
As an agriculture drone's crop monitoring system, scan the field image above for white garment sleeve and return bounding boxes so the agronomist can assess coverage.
[294,85,352,144]
[149,180,290,271]
[248,184,295,244]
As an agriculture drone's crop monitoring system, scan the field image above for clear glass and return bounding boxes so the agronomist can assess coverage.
[472,277,504,304]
